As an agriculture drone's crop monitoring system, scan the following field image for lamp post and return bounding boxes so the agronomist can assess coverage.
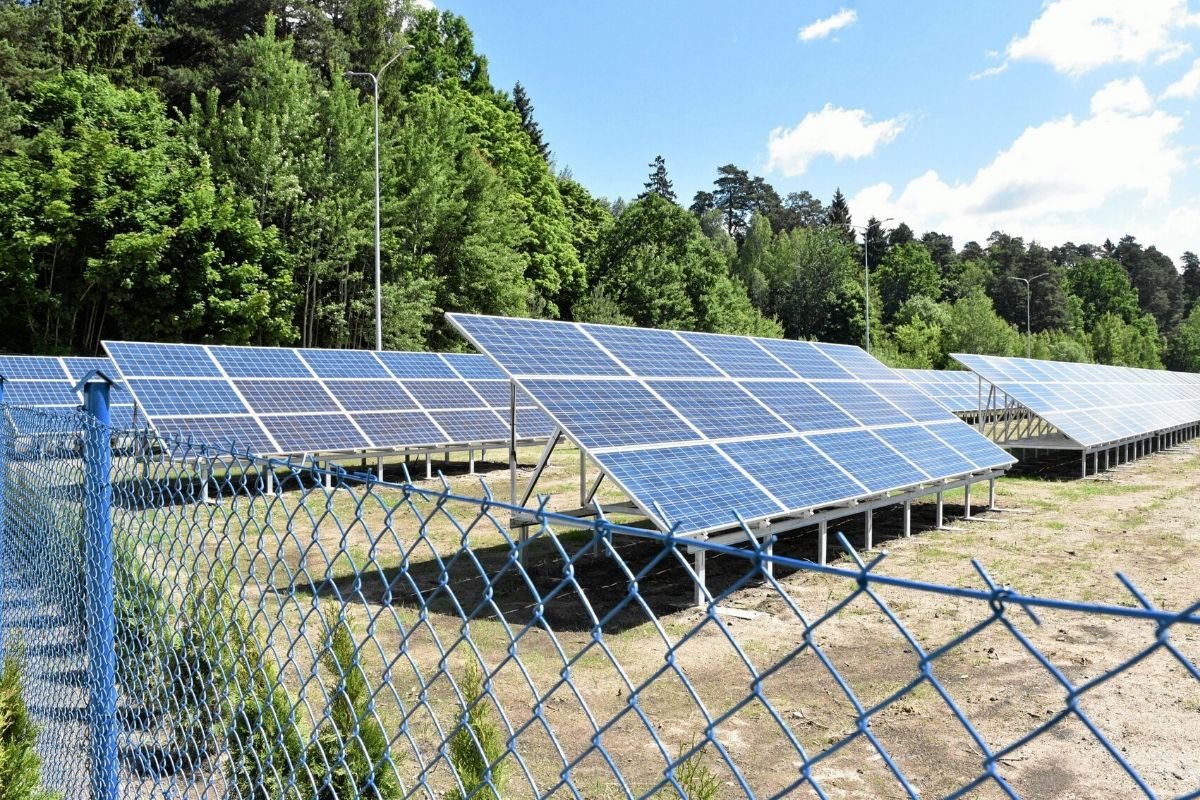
[1009,272,1049,358]
[854,218,892,354]
[346,46,411,351]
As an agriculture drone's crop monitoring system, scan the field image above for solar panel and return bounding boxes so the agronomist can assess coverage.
[952,353,1200,448]
[0,354,138,430]
[897,369,981,414]
[448,314,1016,537]
[102,343,552,457]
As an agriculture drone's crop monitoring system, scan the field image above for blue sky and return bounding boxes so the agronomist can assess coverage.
[442,1,1200,262]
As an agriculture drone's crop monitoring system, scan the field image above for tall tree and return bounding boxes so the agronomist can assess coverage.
[862,216,889,271]
[774,190,825,231]
[639,155,676,203]
[1182,251,1200,312]
[1112,235,1183,334]
[874,241,939,322]
[511,81,549,160]
[825,188,853,245]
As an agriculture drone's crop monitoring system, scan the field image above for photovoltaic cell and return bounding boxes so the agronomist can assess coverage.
[104,341,553,457]
[0,357,69,380]
[595,444,782,532]
[925,422,1015,469]
[449,313,1014,537]
[4,382,80,406]
[521,378,699,449]
[152,416,276,454]
[807,430,930,493]
[586,326,722,378]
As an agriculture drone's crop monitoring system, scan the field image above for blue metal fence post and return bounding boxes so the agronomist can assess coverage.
[76,371,119,800]
[0,376,6,664]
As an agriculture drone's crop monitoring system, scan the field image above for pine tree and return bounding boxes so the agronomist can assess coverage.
[826,188,854,245]
[639,155,676,203]
[512,81,549,160]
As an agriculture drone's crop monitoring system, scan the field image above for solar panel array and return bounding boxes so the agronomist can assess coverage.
[0,355,137,430]
[898,369,982,414]
[952,353,1200,448]
[449,314,1016,536]
[101,342,553,457]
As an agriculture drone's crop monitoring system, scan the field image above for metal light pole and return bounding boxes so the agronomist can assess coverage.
[855,218,892,354]
[1009,272,1049,358]
[346,46,411,351]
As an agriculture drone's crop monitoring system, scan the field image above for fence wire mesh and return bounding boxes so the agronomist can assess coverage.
[1,401,1199,800]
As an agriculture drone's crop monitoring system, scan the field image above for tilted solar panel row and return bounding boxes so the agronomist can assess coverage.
[952,353,1200,448]
[897,368,983,414]
[0,355,138,430]
[102,342,553,457]
[449,314,1015,536]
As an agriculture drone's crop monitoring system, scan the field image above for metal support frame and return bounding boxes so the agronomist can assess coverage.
[78,373,119,800]
[818,519,828,565]
[864,508,874,551]
[903,500,911,538]
[694,549,707,608]
[964,481,972,519]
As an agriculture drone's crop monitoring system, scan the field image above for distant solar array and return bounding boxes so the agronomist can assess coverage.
[102,343,552,457]
[952,353,1200,449]
[0,355,137,430]
[898,368,982,414]
[449,314,1015,536]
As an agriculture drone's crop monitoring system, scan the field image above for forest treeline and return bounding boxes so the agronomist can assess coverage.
[3,1,1200,371]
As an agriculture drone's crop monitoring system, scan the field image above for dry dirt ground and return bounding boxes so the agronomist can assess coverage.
[160,439,1200,799]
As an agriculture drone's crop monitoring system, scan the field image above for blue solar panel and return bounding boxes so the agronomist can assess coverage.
[874,425,976,477]
[61,357,113,381]
[647,381,791,439]
[234,380,340,414]
[352,412,446,448]
[719,437,865,510]
[521,378,699,449]
[925,422,1016,471]
[105,342,221,377]
[440,353,505,380]
[743,382,859,431]
[299,349,391,378]
[468,380,515,407]
[677,333,794,378]
[210,346,310,378]
[455,315,626,377]
[3,382,79,406]
[586,326,722,378]
[516,408,555,439]
[757,339,854,380]
[450,314,1017,536]
[375,351,458,379]
[0,356,68,380]
[126,378,248,416]
[259,414,369,453]
[427,410,509,443]
[325,380,417,412]
[153,416,276,454]
[595,444,782,532]
[404,380,488,410]
[807,430,930,493]
[814,382,911,426]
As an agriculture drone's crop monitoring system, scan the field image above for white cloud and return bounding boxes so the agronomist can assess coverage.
[766,104,905,177]
[1090,77,1154,114]
[969,62,1009,81]
[998,0,1200,77]
[849,102,1191,258]
[798,9,858,42]
[1163,57,1200,98]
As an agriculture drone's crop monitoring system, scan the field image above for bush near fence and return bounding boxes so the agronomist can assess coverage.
[1,399,1199,800]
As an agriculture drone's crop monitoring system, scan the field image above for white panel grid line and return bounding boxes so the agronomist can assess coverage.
[291,346,378,450]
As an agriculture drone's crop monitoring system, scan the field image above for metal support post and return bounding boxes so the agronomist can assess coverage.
[509,381,518,506]
[903,500,911,537]
[377,456,384,480]
[964,481,972,519]
[936,491,944,529]
[579,448,587,506]
[425,453,432,480]
[988,477,997,510]
[694,549,707,608]
[264,466,274,494]
[818,520,828,565]
[468,449,475,475]
[201,459,211,504]
[763,539,774,579]
[864,508,873,550]
[1081,451,1087,479]
[79,373,119,800]
[324,462,333,489]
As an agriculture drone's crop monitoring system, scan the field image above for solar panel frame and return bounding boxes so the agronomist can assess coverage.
[449,313,1016,537]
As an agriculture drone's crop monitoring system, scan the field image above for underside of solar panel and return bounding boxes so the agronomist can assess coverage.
[448,313,1016,537]
[100,342,553,457]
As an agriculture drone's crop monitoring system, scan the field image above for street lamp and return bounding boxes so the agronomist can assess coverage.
[1009,272,1049,358]
[346,46,412,351]
[853,218,892,354]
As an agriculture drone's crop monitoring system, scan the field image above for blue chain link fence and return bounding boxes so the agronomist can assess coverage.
[2,387,1200,799]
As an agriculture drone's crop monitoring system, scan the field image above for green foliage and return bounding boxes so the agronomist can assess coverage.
[1166,304,1200,372]
[0,650,59,800]
[874,241,940,323]
[942,291,1021,357]
[444,659,507,800]
[655,738,722,800]
[1065,258,1140,327]
[1091,312,1163,368]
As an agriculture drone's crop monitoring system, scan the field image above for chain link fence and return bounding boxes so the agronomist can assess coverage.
[2,390,1199,799]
